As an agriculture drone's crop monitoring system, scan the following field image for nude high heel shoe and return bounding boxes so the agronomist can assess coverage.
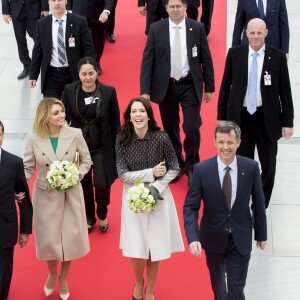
[44,275,55,297]
[59,291,70,300]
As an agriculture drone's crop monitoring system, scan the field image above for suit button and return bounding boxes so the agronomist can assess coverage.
[225,228,229,232]
[228,214,231,217]
[46,164,49,167]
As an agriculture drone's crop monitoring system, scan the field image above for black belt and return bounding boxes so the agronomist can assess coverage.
[169,73,193,84]
[49,66,69,72]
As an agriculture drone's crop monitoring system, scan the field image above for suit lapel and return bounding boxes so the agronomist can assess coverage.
[55,126,75,160]
[266,0,272,16]
[241,45,249,82]
[34,134,57,162]
[0,150,8,189]
[164,19,171,65]
[233,156,247,209]
[65,13,74,50]
[185,18,193,63]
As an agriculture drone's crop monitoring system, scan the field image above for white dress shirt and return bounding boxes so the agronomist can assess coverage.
[169,18,190,78]
[217,156,238,209]
[244,45,265,108]
[50,13,69,67]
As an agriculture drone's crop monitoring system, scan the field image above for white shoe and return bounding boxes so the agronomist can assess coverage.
[59,291,70,300]
[44,285,54,297]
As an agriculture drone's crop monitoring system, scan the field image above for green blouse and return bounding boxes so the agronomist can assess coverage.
[50,137,58,154]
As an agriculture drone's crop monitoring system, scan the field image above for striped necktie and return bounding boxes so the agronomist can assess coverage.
[57,19,66,65]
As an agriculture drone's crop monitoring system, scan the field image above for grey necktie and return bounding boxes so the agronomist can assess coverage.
[57,19,66,65]
[173,26,182,81]
[222,166,232,210]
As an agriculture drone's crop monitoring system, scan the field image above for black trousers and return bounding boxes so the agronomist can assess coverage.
[81,150,111,225]
[205,234,250,300]
[0,247,14,300]
[12,5,37,68]
[43,66,72,99]
[237,107,277,208]
[106,0,118,36]
[159,81,200,173]
[145,3,168,35]
[88,19,107,64]
[201,0,214,35]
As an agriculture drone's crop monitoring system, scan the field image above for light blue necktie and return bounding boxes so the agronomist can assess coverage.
[247,52,259,115]
[258,0,265,19]
[57,19,66,65]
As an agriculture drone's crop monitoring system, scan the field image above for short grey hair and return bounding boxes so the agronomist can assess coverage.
[215,121,241,140]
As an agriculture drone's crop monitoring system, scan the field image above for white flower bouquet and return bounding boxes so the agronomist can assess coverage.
[127,180,157,214]
[46,160,80,191]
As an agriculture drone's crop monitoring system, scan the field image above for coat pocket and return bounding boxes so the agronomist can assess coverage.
[34,179,48,191]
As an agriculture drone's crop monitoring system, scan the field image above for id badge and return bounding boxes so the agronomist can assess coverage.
[69,37,75,47]
[264,71,271,86]
[192,45,198,57]
[84,97,93,105]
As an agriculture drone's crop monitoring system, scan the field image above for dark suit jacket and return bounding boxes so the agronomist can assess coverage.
[218,44,293,142]
[29,13,95,93]
[69,0,114,22]
[140,17,215,104]
[232,0,290,53]
[0,149,32,249]
[183,155,267,256]
[1,0,48,19]
[62,81,120,185]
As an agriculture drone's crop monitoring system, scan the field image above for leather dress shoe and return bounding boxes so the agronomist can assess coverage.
[170,167,186,183]
[87,224,94,233]
[17,68,30,80]
[107,34,116,43]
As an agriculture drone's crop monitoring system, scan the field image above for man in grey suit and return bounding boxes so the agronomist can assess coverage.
[140,0,215,184]
[218,18,294,207]
[1,0,49,80]
[232,0,290,58]
[0,121,32,300]
[184,121,267,300]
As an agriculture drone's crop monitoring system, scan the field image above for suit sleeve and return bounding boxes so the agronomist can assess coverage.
[80,18,96,59]
[29,20,43,80]
[23,133,37,182]
[140,27,155,95]
[109,87,121,141]
[104,0,114,12]
[251,163,267,242]
[279,52,293,127]
[183,165,202,244]
[41,0,49,12]
[199,24,215,92]
[232,0,245,46]
[75,129,93,180]
[217,48,233,120]
[15,158,33,235]
[279,0,290,53]
[1,0,10,15]
[138,0,145,7]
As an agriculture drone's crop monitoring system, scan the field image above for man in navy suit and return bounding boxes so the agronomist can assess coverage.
[184,121,267,300]
[0,121,32,300]
[140,0,215,183]
[232,0,290,58]
[29,0,95,99]
[219,18,294,208]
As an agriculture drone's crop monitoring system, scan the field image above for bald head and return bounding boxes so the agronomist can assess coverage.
[246,18,268,51]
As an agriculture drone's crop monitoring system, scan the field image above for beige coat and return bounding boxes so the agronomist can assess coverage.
[23,126,92,261]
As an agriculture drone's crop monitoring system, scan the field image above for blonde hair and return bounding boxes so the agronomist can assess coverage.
[33,98,67,137]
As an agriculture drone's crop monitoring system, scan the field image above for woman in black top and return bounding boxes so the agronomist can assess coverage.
[62,57,120,233]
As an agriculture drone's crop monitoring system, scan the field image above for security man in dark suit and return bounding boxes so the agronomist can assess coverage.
[232,0,290,58]
[0,121,32,300]
[218,18,294,208]
[68,0,114,74]
[184,121,267,300]
[1,0,49,80]
[29,0,95,99]
[140,0,215,184]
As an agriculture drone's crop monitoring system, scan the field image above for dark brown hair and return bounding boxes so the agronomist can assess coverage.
[118,97,160,146]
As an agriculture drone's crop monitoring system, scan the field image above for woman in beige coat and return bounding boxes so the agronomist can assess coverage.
[23,98,92,300]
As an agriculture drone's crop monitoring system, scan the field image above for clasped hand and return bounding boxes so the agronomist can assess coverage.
[152,161,166,178]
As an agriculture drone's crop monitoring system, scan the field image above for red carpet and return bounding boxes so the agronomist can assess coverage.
[11,1,227,299]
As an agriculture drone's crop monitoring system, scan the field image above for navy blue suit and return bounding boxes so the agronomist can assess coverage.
[184,155,267,299]
[232,0,290,53]
[0,149,32,300]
